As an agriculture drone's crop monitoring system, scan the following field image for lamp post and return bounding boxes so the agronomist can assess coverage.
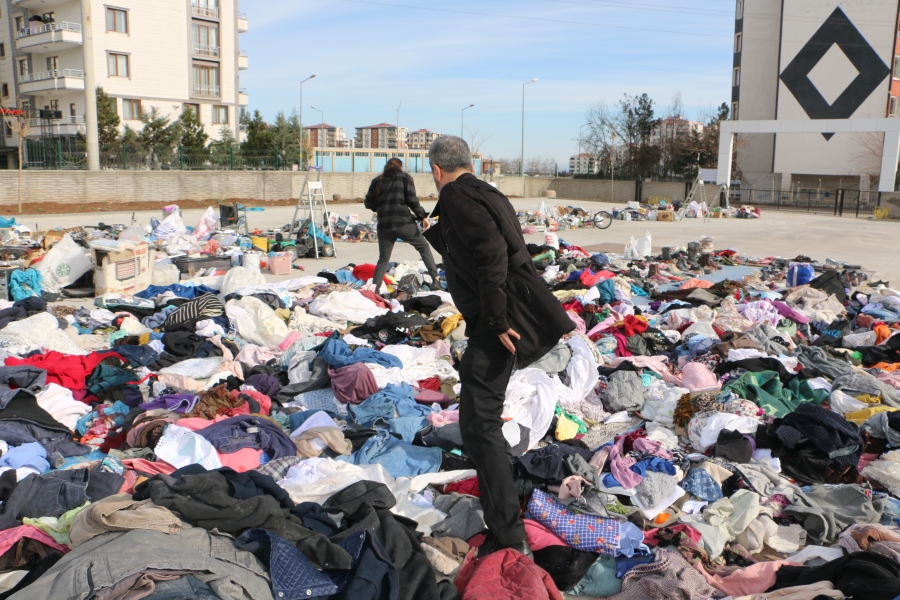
[521,78,538,179]
[461,104,474,139]
[578,123,589,174]
[299,74,315,168]
[311,105,324,168]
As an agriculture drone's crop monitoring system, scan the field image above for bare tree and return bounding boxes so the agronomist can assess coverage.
[668,90,684,119]
[0,95,30,214]
[852,131,886,176]
[464,128,493,154]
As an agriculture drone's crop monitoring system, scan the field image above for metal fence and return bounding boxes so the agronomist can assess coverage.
[728,188,882,218]
[23,140,295,171]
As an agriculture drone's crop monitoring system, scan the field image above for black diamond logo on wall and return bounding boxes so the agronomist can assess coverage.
[779,7,891,140]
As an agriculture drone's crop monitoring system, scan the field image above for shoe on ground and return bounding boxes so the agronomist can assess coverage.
[477,535,533,560]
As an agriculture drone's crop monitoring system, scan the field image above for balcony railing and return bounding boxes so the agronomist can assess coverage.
[191,3,219,18]
[239,50,247,56]
[239,87,248,94]
[16,21,82,39]
[20,69,84,83]
[238,12,247,18]
[193,44,220,58]
[193,84,220,97]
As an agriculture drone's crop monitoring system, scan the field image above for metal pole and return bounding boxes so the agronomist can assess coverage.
[299,75,315,167]
[521,79,538,196]
[80,0,100,170]
[461,104,474,139]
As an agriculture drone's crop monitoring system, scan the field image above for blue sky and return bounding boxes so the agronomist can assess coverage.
[241,0,735,165]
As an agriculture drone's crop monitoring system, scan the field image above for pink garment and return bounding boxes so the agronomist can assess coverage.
[524,519,570,551]
[553,475,590,499]
[608,356,682,384]
[217,448,263,472]
[589,447,610,471]
[278,331,302,351]
[644,524,703,547]
[428,410,460,427]
[427,339,452,359]
[859,453,880,470]
[122,458,177,476]
[608,436,642,489]
[0,526,68,557]
[632,437,673,460]
[695,561,800,596]
[681,362,722,393]
[234,388,272,416]
[585,316,617,338]
[234,344,280,367]
[209,335,234,360]
[680,279,714,290]
[878,371,900,391]
[567,311,586,334]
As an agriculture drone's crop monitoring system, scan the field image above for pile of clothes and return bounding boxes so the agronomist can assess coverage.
[0,240,896,600]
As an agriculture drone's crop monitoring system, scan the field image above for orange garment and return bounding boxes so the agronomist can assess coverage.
[681,279,714,290]
[873,362,900,372]
[875,324,892,344]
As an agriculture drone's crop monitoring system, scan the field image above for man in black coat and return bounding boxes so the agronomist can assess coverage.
[423,136,574,558]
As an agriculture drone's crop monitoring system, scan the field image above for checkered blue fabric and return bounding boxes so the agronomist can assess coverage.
[680,467,723,502]
[527,489,621,555]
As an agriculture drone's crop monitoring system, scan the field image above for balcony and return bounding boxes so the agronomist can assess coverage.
[15,21,82,51]
[238,88,249,105]
[237,12,249,32]
[238,51,248,70]
[193,84,221,97]
[191,3,219,19]
[193,44,220,58]
[27,115,86,136]
[19,69,85,94]
[12,0,72,8]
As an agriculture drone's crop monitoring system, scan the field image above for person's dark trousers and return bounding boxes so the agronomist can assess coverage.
[372,223,439,291]
[458,321,524,547]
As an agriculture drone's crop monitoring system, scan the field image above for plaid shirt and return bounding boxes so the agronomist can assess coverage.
[364,172,428,232]
[527,489,621,555]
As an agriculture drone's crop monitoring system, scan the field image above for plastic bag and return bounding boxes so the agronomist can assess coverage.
[35,233,92,293]
[788,262,815,287]
[192,207,219,241]
[633,231,652,257]
[117,225,146,244]
[152,212,186,240]
[152,263,180,286]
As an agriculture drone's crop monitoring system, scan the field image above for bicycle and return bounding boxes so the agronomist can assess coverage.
[591,210,613,229]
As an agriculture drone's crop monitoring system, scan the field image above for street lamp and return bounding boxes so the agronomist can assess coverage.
[461,104,474,139]
[311,106,324,168]
[521,78,538,179]
[578,123,589,174]
[299,74,316,167]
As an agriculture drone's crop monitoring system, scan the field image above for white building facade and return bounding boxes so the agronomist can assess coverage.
[650,116,704,146]
[355,123,407,149]
[0,0,248,155]
[407,129,439,149]
[569,153,598,175]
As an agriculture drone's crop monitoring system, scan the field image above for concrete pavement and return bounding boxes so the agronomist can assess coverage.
[16,198,899,286]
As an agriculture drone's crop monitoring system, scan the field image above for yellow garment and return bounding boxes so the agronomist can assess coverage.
[274,308,291,322]
[138,332,150,345]
[853,394,882,405]
[844,406,898,425]
[555,412,579,440]
[441,314,463,337]
[553,289,587,301]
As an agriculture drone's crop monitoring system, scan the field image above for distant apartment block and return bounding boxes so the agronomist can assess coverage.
[569,153,599,175]
[0,0,249,163]
[650,116,704,146]
[303,123,348,148]
[355,123,407,149]
[407,128,439,149]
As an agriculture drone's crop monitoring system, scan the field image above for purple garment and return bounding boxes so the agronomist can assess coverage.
[197,414,295,458]
[770,300,811,324]
[138,394,198,414]
[414,389,452,408]
[608,436,643,489]
[244,374,280,398]
[328,364,379,405]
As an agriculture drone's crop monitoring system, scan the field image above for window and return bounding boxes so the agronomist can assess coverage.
[0,43,5,58]
[183,103,199,116]
[46,56,58,72]
[106,8,127,33]
[192,64,219,96]
[192,23,219,56]
[0,83,7,97]
[17,59,27,77]
[734,32,742,53]
[70,103,76,117]
[122,99,141,120]
[732,101,739,120]
[14,17,23,32]
[108,53,129,77]
[892,96,899,118]
[42,12,55,23]
[3,123,11,138]
[895,56,900,79]
[49,100,58,111]
[736,0,743,18]
[212,105,228,124]
[733,67,741,86]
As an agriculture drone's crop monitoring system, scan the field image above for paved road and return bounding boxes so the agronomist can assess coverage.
[16,198,899,286]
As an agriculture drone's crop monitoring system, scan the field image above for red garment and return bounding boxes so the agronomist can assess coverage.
[230,389,272,416]
[524,518,567,551]
[456,548,563,600]
[620,315,648,337]
[5,350,120,394]
[359,289,392,310]
[619,428,648,453]
[643,524,704,547]
[444,477,480,498]
[122,458,177,476]
[0,526,68,557]
[417,377,441,391]
[607,330,633,357]
[560,300,583,314]
[352,264,388,285]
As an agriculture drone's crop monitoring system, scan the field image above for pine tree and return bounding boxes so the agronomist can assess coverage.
[95,86,120,146]
[137,107,180,163]
[242,110,272,154]
[179,107,209,154]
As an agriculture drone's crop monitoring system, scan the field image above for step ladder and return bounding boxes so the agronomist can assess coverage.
[290,166,337,260]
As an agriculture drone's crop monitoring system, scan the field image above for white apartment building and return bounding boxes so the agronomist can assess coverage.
[569,153,598,175]
[650,116,704,146]
[407,128,439,149]
[303,123,348,148]
[355,123,407,149]
[0,0,248,158]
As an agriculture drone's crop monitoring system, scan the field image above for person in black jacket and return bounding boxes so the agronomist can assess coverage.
[423,136,574,559]
[364,158,439,292]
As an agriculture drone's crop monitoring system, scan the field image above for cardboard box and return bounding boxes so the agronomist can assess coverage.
[93,242,153,295]
[658,211,675,222]
[711,212,724,219]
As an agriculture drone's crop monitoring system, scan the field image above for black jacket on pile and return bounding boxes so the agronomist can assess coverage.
[423,173,574,367]
[364,172,428,232]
